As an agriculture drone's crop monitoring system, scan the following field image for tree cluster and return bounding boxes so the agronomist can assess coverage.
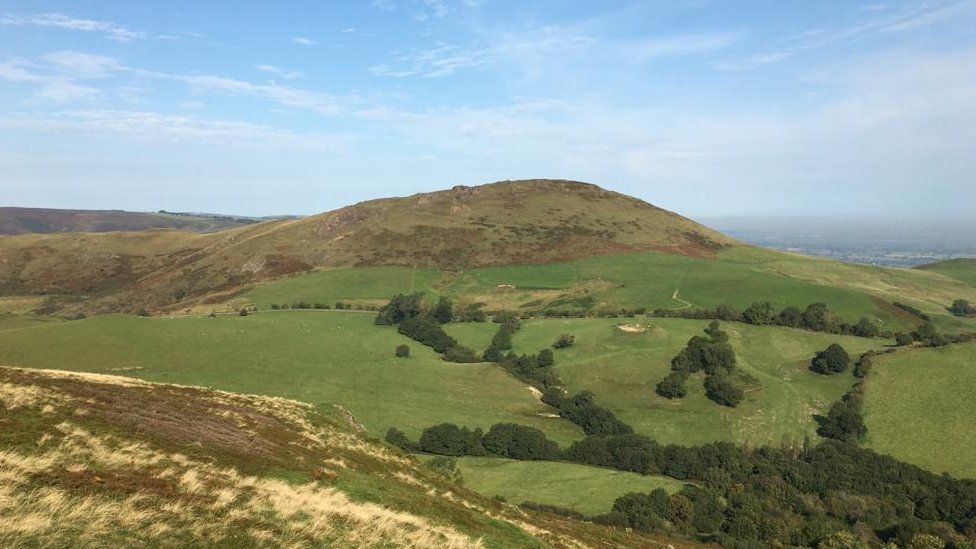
[395,422,559,461]
[816,383,867,443]
[542,390,633,436]
[950,299,976,317]
[655,322,744,407]
[376,295,479,363]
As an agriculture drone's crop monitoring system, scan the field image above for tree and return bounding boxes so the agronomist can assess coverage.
[431,296,454,324]
[655,372,688,399]
[443,346,480,363]
[553,334,575,349]
[802,303,837,332]
[817,399,866,442]
[777,306,803,328]
[395,345,410,358]
[385,427,417,451]
[811,344,851,375]
[482,345,503,363]
[375,293,422,325]
[853,317,879,338]
[418,424,485,456]
[537,348,554,367]
[482,423,559,460]
[743,302,775,325]
[704,374,744,407]
[239,308,249,317]
[912,321,939,343]
[950,299,975,316]
[895,332,914,346]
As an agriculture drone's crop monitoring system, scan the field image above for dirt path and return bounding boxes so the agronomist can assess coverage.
[671,289,693,310]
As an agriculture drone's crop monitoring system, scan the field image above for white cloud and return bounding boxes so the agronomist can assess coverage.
[292,36,318,46]
[0,58,101,103]
[42,51,123,77]
[627,32,742,62]
[255,64,304,79]
[34,82,101,103]
[1,12,144,41]
[341,28,356,34]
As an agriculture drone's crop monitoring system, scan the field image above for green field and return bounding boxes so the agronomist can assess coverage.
[236,249,976,333]
[0,312,582,445]
[452,457,686,515]
[917,258,976,288]
[482,317,886,447]
[864,343,976,479]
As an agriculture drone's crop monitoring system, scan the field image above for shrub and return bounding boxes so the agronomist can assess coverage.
[395,344,410,358]
[482,345,503,363]
[418,424,485,456]
[537,348,555,367]
[703,374,744,407]
[802,303,837,332]
[853,317,879,338]
[482,423,559,460]
[385,427,417,451]
[375,293,423,325]
[777,306,803,328]
[426,456,464,485]
[543,390,633,436]
[895,332,914,346]
[239,308,249,317]
[431,296,454,324]
[443,346,481,363]
[811,344,851,375]
[950,299,976,317]
[742,301,775,325]
[553,334,575,349]
[655,372,688,399]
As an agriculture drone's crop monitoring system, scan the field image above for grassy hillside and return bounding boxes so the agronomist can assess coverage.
[241,249,976,333]
[863,343,976,479]
[481,317,887,447]
[453,457,686,515]
[0,207,259,235]
[917,258,976,287]
[0,312,582,445]
[0,366,687,548]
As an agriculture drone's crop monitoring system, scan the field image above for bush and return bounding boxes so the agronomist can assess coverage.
[239,308,249,317]
[553,334,575,349]
[703,374,744,407]
[418,424,485,456]
[537,348,554,367]
[482,345,503,363]
[426,456,464,485]
[802,303,837,332]
[443,346,481,363]
[482,423,559,460]
[742,301,775,325]
[431,296,454,324]
[895,332,914,346]
[655,372,688,399]
[817,387,867,443]
[395,344,410,358]
[542,390,633,436]
[375,293,423,325]
[811,343,851,375]
[853,317,879,338]
[385,427,417,451]
[950,299,976,317]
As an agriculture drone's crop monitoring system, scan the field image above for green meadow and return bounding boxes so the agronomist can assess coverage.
[453,457,686,515]
[864,343,976,479]
[486,317,887,447]
[916,258,976,288]
[0,312,582,445]
[236,249,972,333]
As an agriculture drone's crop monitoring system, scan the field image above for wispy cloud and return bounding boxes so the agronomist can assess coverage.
[255,64,304,79]
[1,12,144,41]
[627,32,742,62]
[0,110,348,150]
[0,58,101,103]
[371,0,489,21]
[292,36,318,46]
[42,51,123,77]
[715,0,976,70]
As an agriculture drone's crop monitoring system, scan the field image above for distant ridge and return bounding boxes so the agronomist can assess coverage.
[0,207,276,235]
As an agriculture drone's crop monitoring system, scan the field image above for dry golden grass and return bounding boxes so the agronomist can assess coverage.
[0,366,698,548]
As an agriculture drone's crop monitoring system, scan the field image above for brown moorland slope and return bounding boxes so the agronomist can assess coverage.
[0,365,698,548]
[0,179,735,313]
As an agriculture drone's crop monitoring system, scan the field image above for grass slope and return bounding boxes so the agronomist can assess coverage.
[917,258,976,288]
[0,312,581,445]
[863,343,976,479]
[454,457,686,516]
[242,248,976,333]
[486,317,886,447]
[0,366,686,548]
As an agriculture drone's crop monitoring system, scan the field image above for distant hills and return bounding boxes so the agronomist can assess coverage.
[0,207,297,235]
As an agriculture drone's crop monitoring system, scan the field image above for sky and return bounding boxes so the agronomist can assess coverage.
[1,1,975,217]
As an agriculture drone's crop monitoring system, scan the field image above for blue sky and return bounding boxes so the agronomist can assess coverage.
[1,1,974,217]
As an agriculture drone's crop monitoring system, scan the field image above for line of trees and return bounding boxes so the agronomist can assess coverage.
[375,294,479,363]
[950,299,976,317]
[652,302,884,338]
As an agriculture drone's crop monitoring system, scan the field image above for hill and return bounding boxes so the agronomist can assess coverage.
[0,179,735,314]
[0,207,263,235]
[0,365,691,548]
[916,257,976,287]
